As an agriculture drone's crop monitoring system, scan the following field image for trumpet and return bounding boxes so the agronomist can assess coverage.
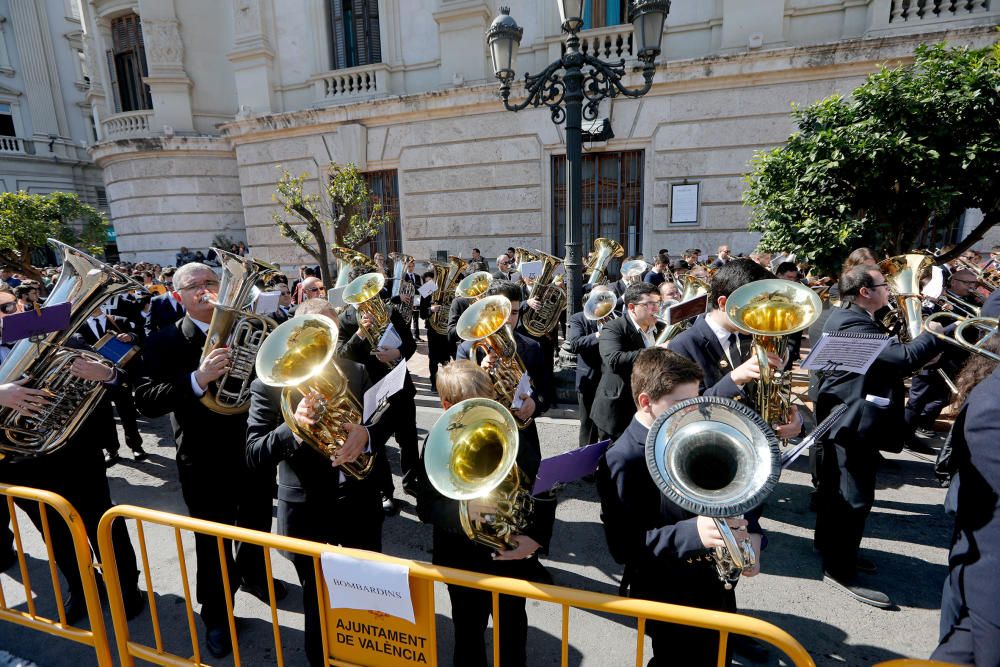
[923,312,1000,362]
[423,398,531,551]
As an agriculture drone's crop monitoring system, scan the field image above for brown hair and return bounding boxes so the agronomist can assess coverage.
[630,348,703,406]
[436,361,496,405]
[953,333,1000,407]
[842,247,876,273]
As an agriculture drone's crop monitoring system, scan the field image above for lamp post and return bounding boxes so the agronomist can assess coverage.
[487,1,669,317]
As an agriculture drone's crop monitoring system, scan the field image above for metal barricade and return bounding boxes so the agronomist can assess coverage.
[97,504,815,667]
[0,483,113,666]
[873,661,957,666]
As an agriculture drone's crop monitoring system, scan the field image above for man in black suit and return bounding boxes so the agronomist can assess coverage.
[932,360,1000,665]
[446,293,472,348]
[270,282,293,323]
[596,348,761,666]
[134,262,283,658]
[149,290,185,333]
[79,306,147,464]
[455,280,554,427]
[420,270,452,391]
[567,288,606,447]
[590,282,665,442]
[814,265,945,608]
[246,298,387,667]
[492,254,515,281]
[337,267,419,513]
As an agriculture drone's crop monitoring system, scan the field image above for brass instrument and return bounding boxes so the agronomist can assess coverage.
[520,249,567,337]
[389,252,416,325]
[620,259,648,285]
[423,397,531,551]
[583,288,618,327]
[330,245,376,291]
[456,295,531,428]
[923,312,1000,362]
[254,313,375,479]
[922,267,982,318]
[585,237,625,286]
[513,247,542,268]
[957,256,1000,291]
[199,248,279,415]
[879,253,933,342]
[646,396,780,589]
[655,275,710,345]
[456,271,494,302]
[343,272,394,363]
[429,255,468,335]
[726,279,822,429]
[0,239,143,458]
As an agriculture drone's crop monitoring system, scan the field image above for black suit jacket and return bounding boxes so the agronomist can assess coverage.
[337,306,417,395]
[447,296,472,346]
[567,311,601,393]
[78,314,142,347]
[982,287,1000,319]
[149,295,185,333]
[668,315,748,399]
[590,315,665,438]
[815,304,942,449]
[456,331,553,419]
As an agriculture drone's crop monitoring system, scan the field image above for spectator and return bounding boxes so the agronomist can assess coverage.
[468,248,489,273]
[15,284,38,313]
[710,245,732,269]
[643,253,671,287]
[775,261,801,282]
[0,269,21,288]
[176,247,196,267]
[237,241,249,257]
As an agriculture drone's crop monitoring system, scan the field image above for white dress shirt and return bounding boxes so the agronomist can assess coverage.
[627,310,657,348]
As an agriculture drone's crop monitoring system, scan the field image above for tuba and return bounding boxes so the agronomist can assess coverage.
[646,396,780,589]
[389,252,415,325]
[726,279,821,429]
[456,271,494,302]
[520,249,567,337]
[456,295,531,428]
[199,248,279,415]
[0,239,143,458]
[254,313,375,479]
[424,398,531,551]
[342,272,393,361]
[585,237,625,286]
[330,246,376,291]
[583,288,619,327]
[620,259,648,285]
[879,253,933,342]
[655,275,711,345]
[429,255,468,335]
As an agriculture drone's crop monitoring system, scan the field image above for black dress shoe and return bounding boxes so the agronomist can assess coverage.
[205,625,232,659]
[130,445,148,461]
[63,590,87,625]
[905,439,937,455]
[823,573,891,608]
[382,495,400,516]
[123,586,146,620]
[104,451,121,468]
[241,578,288,603]
[732,635,770,664]
[855,556,878,574]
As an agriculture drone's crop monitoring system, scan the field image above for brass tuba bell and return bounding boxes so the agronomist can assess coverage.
[254,314,375,479]
[646,396,780,589]
[342,272,394,361]
[585,237,625,286]
[456,271,494,302]
[583,288,618,327]
[423,398,531,551]
[330,246,376,291]
[879,253,934,342]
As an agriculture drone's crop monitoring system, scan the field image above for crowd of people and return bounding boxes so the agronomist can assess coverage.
[0,238,998,667]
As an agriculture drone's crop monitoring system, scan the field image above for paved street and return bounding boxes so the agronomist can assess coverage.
[0,346,953,666]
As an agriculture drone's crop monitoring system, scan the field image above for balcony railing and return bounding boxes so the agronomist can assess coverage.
[869,0,997,33]
[0,136,24,154]
[101,110,153,140]
[312,62,392,106]
[562,24,635,61]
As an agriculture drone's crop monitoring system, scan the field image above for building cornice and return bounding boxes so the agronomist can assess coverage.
[89,135,234,167]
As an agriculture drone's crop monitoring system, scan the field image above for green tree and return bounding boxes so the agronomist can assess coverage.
[744,41,1000,275]
[272,163,390,286]
[0,191,108,279]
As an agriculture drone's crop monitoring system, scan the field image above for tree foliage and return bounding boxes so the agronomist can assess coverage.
[271,163,390,286]
[0,191,108,279]
[744,41,1000,274]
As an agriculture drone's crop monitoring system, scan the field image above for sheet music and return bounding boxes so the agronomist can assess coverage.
[254,290,280,314]
[417,281,437,299]
[510,372,531,409]
[378,323,403,350]
[362,360,408,424]
[800,332,891,375]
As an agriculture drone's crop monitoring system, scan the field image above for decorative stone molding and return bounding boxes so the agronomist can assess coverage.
[141,18,183,72]
[234,0,262,36]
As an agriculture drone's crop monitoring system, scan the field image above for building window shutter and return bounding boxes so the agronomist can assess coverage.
[353,0,367,66]
[329,0,381,70]
[106,49,121,113]
[109,13,151,112]
[365,0,381,64]
[330,1,348,70]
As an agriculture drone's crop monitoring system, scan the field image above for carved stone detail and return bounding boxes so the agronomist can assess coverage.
[141,18,183,70]
[234,0,262,36]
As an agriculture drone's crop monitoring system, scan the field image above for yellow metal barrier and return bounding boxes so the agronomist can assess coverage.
[873,661,956,666]
[0,483,113,666]
[97,504,816,667]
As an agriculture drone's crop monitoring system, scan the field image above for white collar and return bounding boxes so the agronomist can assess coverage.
[705,312,735,349]
[190,317,210,334]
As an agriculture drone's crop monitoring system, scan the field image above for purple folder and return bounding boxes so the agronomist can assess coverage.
[531,439,612,495]
[1,303,72,345]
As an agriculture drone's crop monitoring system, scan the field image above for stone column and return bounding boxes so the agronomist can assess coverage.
[8,0,69,138]
[138,0,194,133]
[227,0,276,116]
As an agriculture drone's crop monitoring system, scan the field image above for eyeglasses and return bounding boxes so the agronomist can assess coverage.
[304,286,325,294]
[869,283,889,289]
[177,280,220,292]
[634,300,662,309]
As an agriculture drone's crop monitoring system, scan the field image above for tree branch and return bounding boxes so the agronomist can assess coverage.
[936,208,999,264]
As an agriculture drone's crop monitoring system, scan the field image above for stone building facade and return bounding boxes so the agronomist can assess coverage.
[79,0,999,269]
[0,0,106,220]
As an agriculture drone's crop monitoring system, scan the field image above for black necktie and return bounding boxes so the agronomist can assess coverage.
[94,318,106,337]
[727,333,741,367]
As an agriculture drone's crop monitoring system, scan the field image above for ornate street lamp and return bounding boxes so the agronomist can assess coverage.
[487,1,669,317]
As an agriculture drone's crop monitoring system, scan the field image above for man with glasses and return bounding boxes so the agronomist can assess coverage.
[272,282,293,323]
[150,267,185,333]
[590,282,667,442]
[299,276,326,302]
[493,254,515,281]
[134,262,285,658]
[813,265,947,608]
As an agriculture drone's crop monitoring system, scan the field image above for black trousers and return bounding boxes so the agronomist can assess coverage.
[106,384,143,453]
[177,455,275,629]
[933,571,1000,667]
[814,440,878,580]
[904,373,951,433]
[278,483,383,667]
[371,391,420,496]
[577,385,598,448]
[426,329,452,391]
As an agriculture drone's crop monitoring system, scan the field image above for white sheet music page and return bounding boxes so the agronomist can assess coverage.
[509,372,531,409]
[362,359,407,423]
[801,332,891,375]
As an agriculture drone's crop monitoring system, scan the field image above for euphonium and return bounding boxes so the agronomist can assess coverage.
[456,271,494,302]
[456,295,531,428]
[621,259,648,285]
[429,255,468,335]
[879,253,933,342]
[424,398,531,551]
[923,312,1000,362]
[726,279,821,429]
[0,239,143,458]
[646,396,780,589]
[389,252,415,325]
[655,275,710,345]
[520,249,567,337]
[254,314,375,479]
[331,246,376,291]
[585,237,625,286]
[342,272,393,358]
[583,288,618,327]
[199,248,279,415]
